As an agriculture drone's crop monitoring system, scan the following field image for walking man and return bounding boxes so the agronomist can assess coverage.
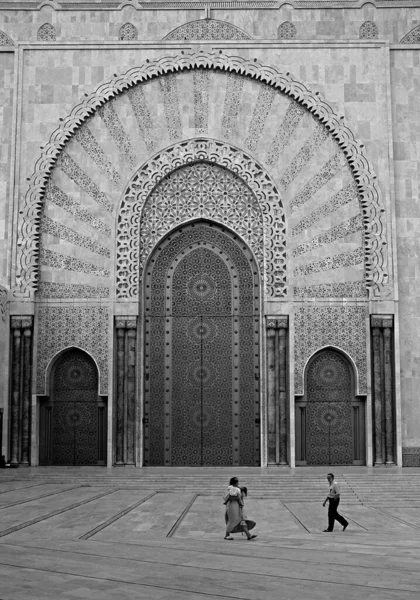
[322,473,349,532]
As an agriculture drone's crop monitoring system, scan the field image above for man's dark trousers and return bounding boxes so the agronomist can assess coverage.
[327,498,348,531]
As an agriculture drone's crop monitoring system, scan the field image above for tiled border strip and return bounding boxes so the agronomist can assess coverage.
[0,485,83,510]
[0,489,117,539]
[79,491,158,540]
[166,493,199,538]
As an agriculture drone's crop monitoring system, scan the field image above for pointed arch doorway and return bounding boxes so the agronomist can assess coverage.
[143,222,260,466]
[295,349,365,466]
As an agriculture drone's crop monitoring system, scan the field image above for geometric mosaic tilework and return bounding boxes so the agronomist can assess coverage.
[37,23,56,42]
[0,285,7,321]
[293,281,368,298]
[117,138,285,299]
[402,448,420,466]
[56,153,114,213]
[293,247,364,278]
[193,69,210,136]
[277,21,297,39]
[245,85,276,153]
[97,101,138,170]
[400,25,420,44]
[19,52,388,300]
[294,305,367,395]
[140,161,264,284]
[266,102,306,167]
[222,73,245,141]
[36,306,109,395]
[75,124,121,186]
[45,182,111,237]
[40,216,110,258]
[37,282,110,299]
[291,182,358,236]
[127,85,157,153]
[279,124,330,190]
[40,248,110,278]
[159,74,182,141]
[0,30,14,46]
[292,214,364,258]
[119,23,138,41]
[359,21,378,39]
[290,153,343,212]
[163,19,251,40]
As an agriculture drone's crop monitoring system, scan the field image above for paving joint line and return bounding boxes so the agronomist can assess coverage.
[281,501,311,532]
[366,505,420,531]
[0,553,419,596]
[6,538,420,574]
[166,493,199,538]
[0,488,119,539]
[0,482,47,495]
[0,485,83,510]
[79,491,158,540]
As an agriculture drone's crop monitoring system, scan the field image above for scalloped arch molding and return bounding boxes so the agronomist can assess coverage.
[18,51,388,300]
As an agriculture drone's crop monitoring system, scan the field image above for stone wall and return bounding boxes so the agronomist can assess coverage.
[1,0,415,465]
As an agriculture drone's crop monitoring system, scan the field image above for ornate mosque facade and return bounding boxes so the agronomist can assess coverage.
[0,0,419,468]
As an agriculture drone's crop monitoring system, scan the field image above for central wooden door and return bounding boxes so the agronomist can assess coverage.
[143,222,260,466]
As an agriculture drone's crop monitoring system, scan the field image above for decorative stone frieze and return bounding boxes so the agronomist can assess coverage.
[277,22,297,39]
[36,306,109,395]
[0,286,7,321]
[359,21,378,39]
[18,51,388,300]
[163,19,251,40]
[37,24,56,42]
[0,31,14,46]
[117,139,286,299]
[294,306,367,395]
[119,23,138,41]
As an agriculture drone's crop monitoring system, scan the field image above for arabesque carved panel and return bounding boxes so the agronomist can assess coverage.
[37,306,108,395]
[117,139,286,299]
[294,306,367,395]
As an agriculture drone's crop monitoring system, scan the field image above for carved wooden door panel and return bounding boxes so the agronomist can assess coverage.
[40,350,106,466]
[144,222,260,466]
[295,350,365,465]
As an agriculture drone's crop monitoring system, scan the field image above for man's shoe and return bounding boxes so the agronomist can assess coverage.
[342,523,348,532]
[323,529,332,532]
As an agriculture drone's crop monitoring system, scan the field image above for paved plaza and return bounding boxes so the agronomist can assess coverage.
[0,468,420,599]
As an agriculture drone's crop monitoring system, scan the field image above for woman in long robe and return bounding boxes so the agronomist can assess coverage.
[223,477,257,540]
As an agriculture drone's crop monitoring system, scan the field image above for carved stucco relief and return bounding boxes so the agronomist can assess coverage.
[294,306,368,396]
[117,140,285,299]
[17,52,388,300]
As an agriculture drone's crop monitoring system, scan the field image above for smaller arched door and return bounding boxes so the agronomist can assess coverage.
[295,349,365,466]
[39,349,106,466]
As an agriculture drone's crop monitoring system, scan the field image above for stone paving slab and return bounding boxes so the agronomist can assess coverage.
[0,472,420,599]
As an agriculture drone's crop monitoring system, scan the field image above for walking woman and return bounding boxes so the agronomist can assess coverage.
[223,476,257,541]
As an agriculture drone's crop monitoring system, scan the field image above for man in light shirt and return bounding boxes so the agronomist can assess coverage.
[322,473,349,532]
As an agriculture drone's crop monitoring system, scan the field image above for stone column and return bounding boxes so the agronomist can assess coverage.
[371,316,395,466]
[278,317,288,465]
[115,317,138,466]
[266,317,289,466]
[115,324,125,465]
[383,318,395,465]
[20,320,33,465]
[126,321,137,465]
[266,320,277,464]
[10,322,21,467]
[10,316,33,467]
